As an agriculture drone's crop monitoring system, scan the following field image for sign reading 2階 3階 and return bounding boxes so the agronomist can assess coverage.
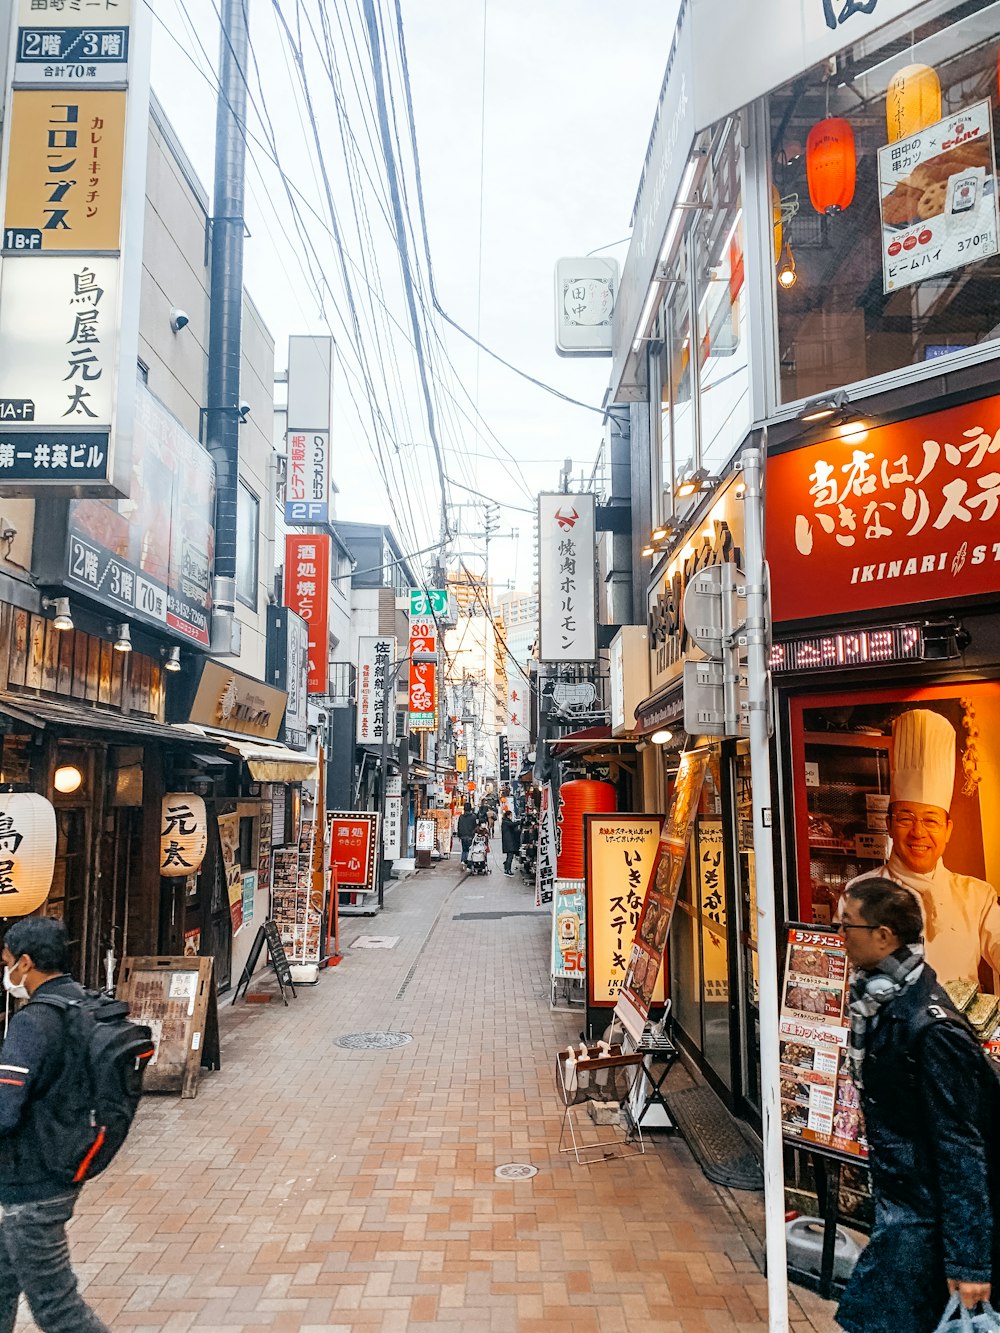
[767,395,1000,624]
[0,0,151,495]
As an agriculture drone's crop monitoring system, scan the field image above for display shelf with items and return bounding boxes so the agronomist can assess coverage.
[799,733,891,925]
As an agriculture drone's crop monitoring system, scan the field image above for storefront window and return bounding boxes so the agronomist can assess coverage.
[669,236,696,499]
[771,2,1000,404]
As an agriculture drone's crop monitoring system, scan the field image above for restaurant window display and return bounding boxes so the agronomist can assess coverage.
[770,1,1000,404]
[789,683,1000,1009]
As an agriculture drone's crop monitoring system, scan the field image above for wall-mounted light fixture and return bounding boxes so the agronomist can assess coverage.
[777,240,797,288]
[53,764,84,794]
[650,729,674,745]
[798,389,850,424]
[163,646,182,673]
[675,468,721,499]
[41,596,73,631]
[112,623,132,653]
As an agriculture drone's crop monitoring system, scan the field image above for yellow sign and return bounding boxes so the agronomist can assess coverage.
[456,754,467,773]
[586,815,663,1007]
[4,89,126,252]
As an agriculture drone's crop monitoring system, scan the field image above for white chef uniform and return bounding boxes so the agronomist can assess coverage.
[848,708,1000,984]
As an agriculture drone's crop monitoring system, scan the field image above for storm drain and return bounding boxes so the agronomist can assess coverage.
[334,1031,413,1050]
[495,1163,538,1180]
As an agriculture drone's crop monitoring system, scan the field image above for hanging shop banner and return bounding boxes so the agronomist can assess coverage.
[410,588,448,616]
[327,811,379,894]
[878,101,998,295]
[498,733,510,782]
[15,0,132,87]
[265,605,309,750]
[356,635,395,745]
[284,533,331,695]
[537,492,596,663]
[535,782,558,908]
[552,878,586,982]
[408,613,436,731]
[586,814,663,1011]
[57,384,215,645]
[615,749,710,1040]
[217,810,243,935]
[383,796,402,859]
[767,393,1000,625]
[779,924,866,1162]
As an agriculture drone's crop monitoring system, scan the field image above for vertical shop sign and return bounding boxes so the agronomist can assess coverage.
[614,750,710,1040]
[284,335,333,525]
[327,811,380,894]
[779,924,866,1161]
[217,811,242,935]
[552,878,586,982]
[257,796,273,896]
[498,733,510,782]
[535,782,558,907]
[284,533,330,695]
[408,610,436,731]
[383,796,402,859]
[586,815,663,1010]
[355,636,395,745]
[409,588,448,616]
[0,0,150,496]
[537,492,596,662]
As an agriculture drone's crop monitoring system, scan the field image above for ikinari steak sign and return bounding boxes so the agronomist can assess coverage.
[767,397,1000,624]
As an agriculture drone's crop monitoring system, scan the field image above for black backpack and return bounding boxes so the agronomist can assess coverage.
[29,991,155,1185]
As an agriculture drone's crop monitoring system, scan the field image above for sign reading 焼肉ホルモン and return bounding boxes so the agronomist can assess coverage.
[538,493,596,663]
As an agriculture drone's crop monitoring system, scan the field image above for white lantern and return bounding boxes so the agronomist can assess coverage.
[0,793,57,917]
[160,793,208,878]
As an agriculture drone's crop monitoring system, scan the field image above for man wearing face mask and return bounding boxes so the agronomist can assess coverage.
[0,917,109,1333]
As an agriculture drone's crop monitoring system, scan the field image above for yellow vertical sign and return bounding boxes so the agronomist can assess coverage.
[3,89,127,252]
[586,816,663,1007]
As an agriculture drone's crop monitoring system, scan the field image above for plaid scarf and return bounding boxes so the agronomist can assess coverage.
[846,943,925,1089]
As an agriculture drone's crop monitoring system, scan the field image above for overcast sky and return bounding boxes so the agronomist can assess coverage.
[150,0,679,592]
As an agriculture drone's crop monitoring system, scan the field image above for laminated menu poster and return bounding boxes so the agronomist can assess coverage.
[270,821,321,963]
[780,925,867,1162]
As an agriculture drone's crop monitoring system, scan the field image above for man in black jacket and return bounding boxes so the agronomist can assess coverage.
[836,875,996,1333]
[0,917,109,1333]
[456,804,477,866]
[500,812,520,876]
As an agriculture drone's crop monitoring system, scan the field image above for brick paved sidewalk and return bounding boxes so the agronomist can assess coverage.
[16,850,839,1332]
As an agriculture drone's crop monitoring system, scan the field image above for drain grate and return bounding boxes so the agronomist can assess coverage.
[453,911,541,921]
[495,1163,537,1180]
[334,1031,413,1050]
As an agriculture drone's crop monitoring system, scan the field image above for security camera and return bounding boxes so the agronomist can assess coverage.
[169,308,190,333]
[238,401,251,424]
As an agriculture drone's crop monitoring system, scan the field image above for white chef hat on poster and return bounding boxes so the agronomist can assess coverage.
[890,709,956,812]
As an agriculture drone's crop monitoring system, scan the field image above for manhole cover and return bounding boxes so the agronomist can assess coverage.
[334,1031,413,1050]
[352,936,400,949]
[495,1163,537,1180]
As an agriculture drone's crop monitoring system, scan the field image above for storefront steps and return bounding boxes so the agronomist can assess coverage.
[30,856,835,1333]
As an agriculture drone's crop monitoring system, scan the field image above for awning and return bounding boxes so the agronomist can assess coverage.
[633,682,684,737]
[550,724,639,759]
[222,738,318,783]
[0,692,229,748]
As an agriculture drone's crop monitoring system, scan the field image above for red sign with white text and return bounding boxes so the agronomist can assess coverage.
[284,533,330,694]
[327,812,379,891]
[767,397,1000,624]
[408,616,437,730]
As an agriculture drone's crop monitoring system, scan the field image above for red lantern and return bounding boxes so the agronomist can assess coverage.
[806,118,856,215]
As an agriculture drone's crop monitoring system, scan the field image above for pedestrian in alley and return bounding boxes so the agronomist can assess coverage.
[501,810,520,876]
[836,875,998,1333]
[0,917,113,1333]
[457,803,477,865]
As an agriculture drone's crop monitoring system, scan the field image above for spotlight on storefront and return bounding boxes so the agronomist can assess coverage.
[777,241,797,288]
[799,389,849,424]
[650,729,674,745]
[641,544,656,558]
[112,623,132,653]
[163,646,182,673]
[41,597,73,631]
[675,469,720,500]
[652,526,669,541]
[53,764,83,795]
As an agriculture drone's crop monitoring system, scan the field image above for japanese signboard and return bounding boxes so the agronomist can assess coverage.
[186,661,286,742]
[615,749,710,1040]
[408,612,436,731]
[552,878,586,982]
[878,101,999,294]
[272,820,321,961]
[586,814,663,1011]
[0,0,148,498]
[766,395,1000,624]
[55,384,214,643]
[780,924,866,1162]
[498,733,510,782]
[410,588,448,616]
[554,257,618,356]
[283,534,331,695]
[284,430,330,526]
[538,492,596,663]
[284,335,333,525]
[383,796,402,859]
[328,811,379,893]
[535,782,557,908]
[265,605,309,750]
[3,89,126,251]
[217,811,243,935]
[355,636,395,745]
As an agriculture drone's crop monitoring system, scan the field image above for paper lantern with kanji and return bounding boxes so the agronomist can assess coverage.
[887,64,941,143]
[160,793,208,878]
[806,118,856,215]
[0,793,57,916]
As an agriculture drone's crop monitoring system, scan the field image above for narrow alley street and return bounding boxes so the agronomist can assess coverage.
[22,856,837,1333]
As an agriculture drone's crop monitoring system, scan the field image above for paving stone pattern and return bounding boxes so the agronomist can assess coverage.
[16,849,839,1331]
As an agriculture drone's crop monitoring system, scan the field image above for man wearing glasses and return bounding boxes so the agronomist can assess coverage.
[850,708,1000,984]
[835,876,996,1333]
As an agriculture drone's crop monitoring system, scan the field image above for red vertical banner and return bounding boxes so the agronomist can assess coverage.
[408,617,437,730]
[284,533,330,695]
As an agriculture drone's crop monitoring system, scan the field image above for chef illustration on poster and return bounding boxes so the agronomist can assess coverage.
[849,708,1000,984]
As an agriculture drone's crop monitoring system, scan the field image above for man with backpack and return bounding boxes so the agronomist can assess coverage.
[836,875,997,1333]
[457,804,477,866]
[0,918,152,1333]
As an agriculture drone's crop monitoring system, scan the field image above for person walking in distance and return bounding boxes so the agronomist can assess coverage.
[457,803,477,866]
[836,876,998,1333]
[501,811,520,877]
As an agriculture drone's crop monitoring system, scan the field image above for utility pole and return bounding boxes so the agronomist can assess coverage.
[206,0,248,655]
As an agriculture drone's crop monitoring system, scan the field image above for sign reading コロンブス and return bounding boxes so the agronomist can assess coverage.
[767,396,1000,624]
[538,492,596,663]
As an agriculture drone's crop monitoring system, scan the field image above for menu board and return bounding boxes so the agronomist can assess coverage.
[780,924,866,1162]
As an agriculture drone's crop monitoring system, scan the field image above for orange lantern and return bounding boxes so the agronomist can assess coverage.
[886,64,941,143]
[806,118,856,215]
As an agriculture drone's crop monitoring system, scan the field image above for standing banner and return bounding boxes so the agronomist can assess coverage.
[537,492,596,663]
[383,796,402,859]
[779,924,866,1162]
[586,815,663,1011]
[534,782,557,907]
[551,878,586,983]
[615,750,710,1040]
[327,811,380,895]
[217,811,243,935]
[284,534,331,695]
[355,636,395,745]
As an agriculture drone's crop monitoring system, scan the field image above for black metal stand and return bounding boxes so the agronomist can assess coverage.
[632,1033,679,1129]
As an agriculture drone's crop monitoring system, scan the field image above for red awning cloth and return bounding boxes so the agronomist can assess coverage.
[549,725,638,758]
